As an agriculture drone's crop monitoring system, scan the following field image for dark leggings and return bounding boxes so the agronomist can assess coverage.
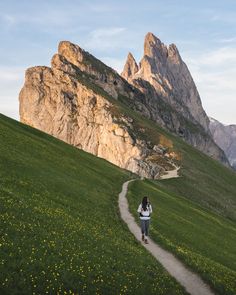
[140,219,150,237]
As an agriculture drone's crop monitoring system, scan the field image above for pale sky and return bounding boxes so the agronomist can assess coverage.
[0,0,236,124]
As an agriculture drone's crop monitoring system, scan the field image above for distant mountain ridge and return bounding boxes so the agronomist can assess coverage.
[19,33,229,178]
[209,117,236,169]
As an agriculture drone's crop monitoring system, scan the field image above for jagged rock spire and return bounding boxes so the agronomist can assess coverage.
[122,32,210,132]
[144,32,168,58]
[121,52,139,81]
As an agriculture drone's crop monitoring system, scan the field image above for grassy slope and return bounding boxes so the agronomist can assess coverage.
[2,74,236,295]
[112,98,236,222]
[75,70,236,221]
[0,114,187,295]
[108,97,236,294]
[158,140,236,221]
[127,180,236,295]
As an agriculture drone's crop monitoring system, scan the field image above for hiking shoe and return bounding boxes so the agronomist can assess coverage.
[142,234,144,241]
[144,239,148,244]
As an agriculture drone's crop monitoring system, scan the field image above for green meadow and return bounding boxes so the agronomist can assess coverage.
[127,180,236,295]
[0,114,186,295]
[107,94,236,294]
[112,96,236,222]
[1,89,236,295]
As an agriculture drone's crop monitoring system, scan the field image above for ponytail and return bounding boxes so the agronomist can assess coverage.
[142,196,148,211]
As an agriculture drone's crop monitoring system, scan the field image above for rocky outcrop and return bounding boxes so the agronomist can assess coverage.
[19,47,178,179]
[209,118,236,169]
[121,52,139,82]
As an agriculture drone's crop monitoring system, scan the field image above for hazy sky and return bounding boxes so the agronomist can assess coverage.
[0,0,236,124]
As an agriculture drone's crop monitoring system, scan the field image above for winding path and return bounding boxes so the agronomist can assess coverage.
[118,180,215,295]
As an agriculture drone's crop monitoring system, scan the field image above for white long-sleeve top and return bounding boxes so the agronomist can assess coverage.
[137,203,152,220]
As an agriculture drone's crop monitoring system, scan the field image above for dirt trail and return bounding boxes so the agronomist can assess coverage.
[160,164,180,179]
[118,180,215,295]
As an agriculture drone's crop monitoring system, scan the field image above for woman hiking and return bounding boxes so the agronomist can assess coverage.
[137,197,152,244]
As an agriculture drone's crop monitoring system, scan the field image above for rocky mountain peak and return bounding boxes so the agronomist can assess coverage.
[144,33,181,63]
[144,32,168,59]
[122,32,210,133]
[58,41,84,65]
[121,52,139,81]
[167,43,181,64]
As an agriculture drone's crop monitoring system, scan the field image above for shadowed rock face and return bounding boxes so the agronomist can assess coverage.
[19,35,229,178]
[209,118,236,170]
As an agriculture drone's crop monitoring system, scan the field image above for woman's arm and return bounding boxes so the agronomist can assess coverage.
[149,204,153,214]
[137,204,142,213]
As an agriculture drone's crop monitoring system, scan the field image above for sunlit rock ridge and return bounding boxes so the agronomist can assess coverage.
[19,33,229,178]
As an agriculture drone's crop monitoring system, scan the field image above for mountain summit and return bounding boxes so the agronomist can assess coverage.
[122,32,209,132]
[121,52,139,81]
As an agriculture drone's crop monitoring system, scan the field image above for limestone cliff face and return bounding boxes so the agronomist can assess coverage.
[209,118,236,170]
[19,48,177,179]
